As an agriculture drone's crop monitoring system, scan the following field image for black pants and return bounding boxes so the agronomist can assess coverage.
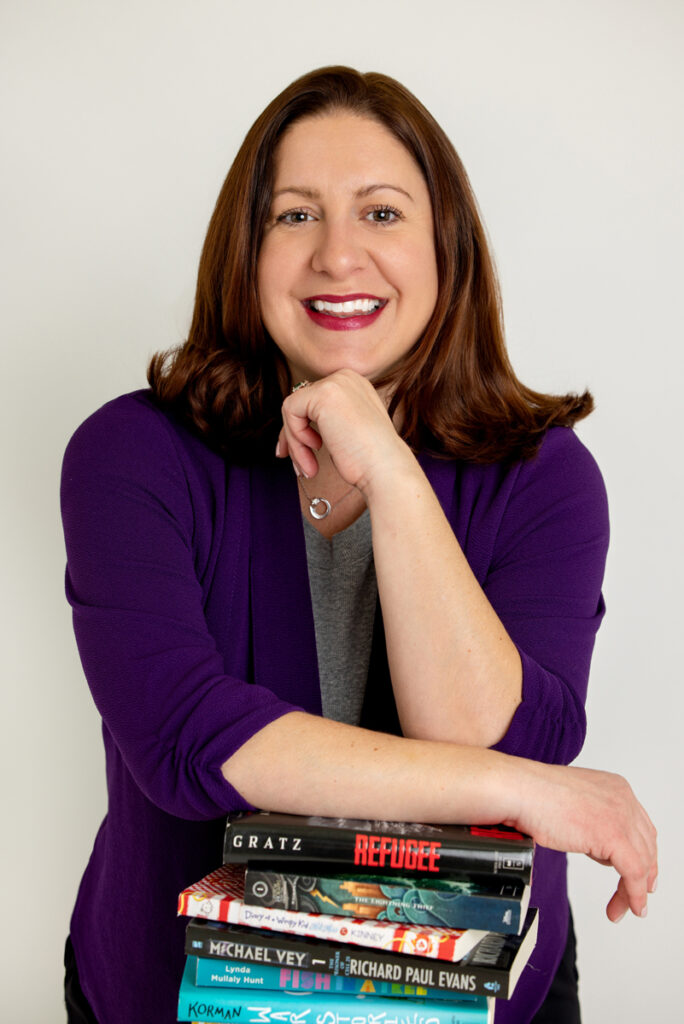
[530,910,581,1024]
[64,914,580,1023]
[64,937,98,1024]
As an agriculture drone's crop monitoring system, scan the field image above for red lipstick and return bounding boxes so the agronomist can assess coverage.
[302,294,388,332]
[305,293,383,302]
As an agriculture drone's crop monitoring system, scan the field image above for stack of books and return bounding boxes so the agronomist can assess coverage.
[176,813,539,1024]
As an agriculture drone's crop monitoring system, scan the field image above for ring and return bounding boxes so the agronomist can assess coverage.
[291,380,311,393]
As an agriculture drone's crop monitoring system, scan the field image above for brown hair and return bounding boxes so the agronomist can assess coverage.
[148,65,592,463]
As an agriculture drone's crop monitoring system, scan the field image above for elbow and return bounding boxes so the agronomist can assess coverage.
[396,663,524,748]
[125,744,249,821]
[398,699,522,748]
[545,683,587,764]
[492,683,587,765]
[490,647,589,764]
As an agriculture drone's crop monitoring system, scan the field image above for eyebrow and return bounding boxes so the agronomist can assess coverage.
[272,183,414,202]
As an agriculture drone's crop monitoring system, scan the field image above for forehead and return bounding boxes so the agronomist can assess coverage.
[272,112,428,195]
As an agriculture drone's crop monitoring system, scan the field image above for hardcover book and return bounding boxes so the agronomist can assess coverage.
[184,907,539,1000]
[179,956,495,1023]
[178,864,486,963]
[223,812,534,883]
[244,864,531,934]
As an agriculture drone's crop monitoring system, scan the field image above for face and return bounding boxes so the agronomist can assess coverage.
[257,112,439,384]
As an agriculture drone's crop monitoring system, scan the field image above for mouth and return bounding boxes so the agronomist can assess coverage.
[305,295,387,318]
[302,293,388,331]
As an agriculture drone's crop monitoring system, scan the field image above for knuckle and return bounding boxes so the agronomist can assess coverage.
[620,849,643,880]
[611,773,634,803]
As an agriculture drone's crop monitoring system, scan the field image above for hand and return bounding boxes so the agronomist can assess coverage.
[509,761,658,922]
[276,370,413,494]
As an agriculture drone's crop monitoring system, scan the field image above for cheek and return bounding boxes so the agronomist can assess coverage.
[415,243,439,310]
[396,245,438,313]
[384,234,436,283]
[258,241,304,313]
[257,265,301,348]
[257,235,287,291]
[256,255,275,312]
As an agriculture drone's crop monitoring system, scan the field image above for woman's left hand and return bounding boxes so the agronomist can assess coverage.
[276,369,415,494]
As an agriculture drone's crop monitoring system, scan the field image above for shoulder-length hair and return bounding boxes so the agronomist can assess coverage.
[148,65,592,463]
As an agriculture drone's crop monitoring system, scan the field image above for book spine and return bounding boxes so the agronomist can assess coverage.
[179,875,485,964]
[243,867,524,934]
[194,958,479,1001]
[179,957,492,1023]
[184,922,514,998]
[223,817,532,883]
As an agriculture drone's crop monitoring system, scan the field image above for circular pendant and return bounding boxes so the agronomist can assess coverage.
[309,497,331,520]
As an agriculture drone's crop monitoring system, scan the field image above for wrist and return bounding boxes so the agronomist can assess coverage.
[484,750,527,826]
[360,441,424,505]
[441,746,525,828]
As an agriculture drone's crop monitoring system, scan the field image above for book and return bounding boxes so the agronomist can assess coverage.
[179,956,495,1023]
[178,864,486,963]
[193,955,489,1000]
[184,907,539,1000]
[223,812,534,883]
[243,864,531,934]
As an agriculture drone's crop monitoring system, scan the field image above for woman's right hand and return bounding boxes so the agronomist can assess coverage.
[508,760,657,922]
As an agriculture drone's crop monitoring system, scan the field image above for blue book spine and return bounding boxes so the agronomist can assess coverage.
[180,957,492,1023]
[194,958,476,1002]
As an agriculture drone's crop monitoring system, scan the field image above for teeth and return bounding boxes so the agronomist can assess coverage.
[310,298,382,316]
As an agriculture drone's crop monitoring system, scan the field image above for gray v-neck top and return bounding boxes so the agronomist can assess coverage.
[302,508,377,725]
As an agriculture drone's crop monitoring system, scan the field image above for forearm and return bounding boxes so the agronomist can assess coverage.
[222,711,658,922]
[278,373,520,746]
[365,450,522,746]
[222,711,515,824]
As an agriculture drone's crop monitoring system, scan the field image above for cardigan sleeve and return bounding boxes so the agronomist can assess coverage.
[487,428,609,765]
[60,395,303,821]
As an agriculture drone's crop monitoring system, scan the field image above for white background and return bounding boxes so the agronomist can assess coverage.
[2,1,682,1020]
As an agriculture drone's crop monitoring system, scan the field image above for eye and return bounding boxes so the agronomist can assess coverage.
[365,205,403,225]
[275,208,315,225]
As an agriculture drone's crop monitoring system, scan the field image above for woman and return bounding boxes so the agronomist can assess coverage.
[61,67,656,1024]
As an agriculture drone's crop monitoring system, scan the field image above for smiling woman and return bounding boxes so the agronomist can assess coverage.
[61,67,656,1024]
[257,113,438,384]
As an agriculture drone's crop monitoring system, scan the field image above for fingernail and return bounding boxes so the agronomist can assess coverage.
[649,876,658,894]
[613,909,626,924]
[639,905,648,918]
[293,462,301,477]
[275,441,281,458]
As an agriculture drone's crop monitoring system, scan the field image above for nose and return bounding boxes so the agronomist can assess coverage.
[310,218,368,279]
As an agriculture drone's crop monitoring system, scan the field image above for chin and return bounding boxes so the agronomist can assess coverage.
[318,348,389,377]
[322,362,381,381]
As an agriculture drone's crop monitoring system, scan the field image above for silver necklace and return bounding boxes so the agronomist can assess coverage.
[297,475,356,520]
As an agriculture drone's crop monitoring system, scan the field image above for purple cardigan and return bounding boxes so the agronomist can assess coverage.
[61,390,608,1023]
